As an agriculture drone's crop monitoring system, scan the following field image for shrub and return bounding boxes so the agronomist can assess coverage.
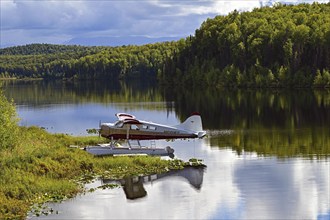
[0,89,19,150]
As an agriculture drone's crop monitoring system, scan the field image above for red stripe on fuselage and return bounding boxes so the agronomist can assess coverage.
[102,133,197,140]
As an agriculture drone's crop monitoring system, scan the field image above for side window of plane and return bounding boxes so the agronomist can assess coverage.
[131,125,139,130]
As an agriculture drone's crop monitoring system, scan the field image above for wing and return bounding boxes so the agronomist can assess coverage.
[116,113,136,121]
[115,113,141,124]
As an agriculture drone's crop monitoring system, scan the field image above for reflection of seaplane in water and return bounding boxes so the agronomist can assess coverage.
[85,112,206,157]
[102,166,205,200]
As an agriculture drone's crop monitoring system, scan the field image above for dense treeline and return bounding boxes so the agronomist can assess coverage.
[0,44,104,79]
[161,2,330,88]
[0,44,104,56]
[0,42,177,80]
[1,3,330,87]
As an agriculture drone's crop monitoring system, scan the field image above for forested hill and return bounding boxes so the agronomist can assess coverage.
[1,3,330,87]
[161,2,330,88]
[0,44,104,55]
[0,42,178,80]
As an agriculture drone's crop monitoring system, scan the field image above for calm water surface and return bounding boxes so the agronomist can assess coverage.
[2,80,330,219]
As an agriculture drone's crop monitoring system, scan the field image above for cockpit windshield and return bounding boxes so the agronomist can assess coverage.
[114,121,124,128]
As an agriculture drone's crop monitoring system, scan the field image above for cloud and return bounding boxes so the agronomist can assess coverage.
[0,0,329,46]
[233,157,330,219]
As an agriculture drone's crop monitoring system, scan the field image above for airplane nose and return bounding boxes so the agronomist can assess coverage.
[99,124,108,136]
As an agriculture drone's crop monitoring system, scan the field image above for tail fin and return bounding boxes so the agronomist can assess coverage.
[175,112,206,138]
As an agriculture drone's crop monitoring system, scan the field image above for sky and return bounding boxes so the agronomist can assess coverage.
[0,0,329,47]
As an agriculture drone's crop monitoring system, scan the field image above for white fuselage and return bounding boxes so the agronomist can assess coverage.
[100,120,198,140]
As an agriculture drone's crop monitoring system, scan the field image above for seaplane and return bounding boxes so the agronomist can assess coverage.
[99,112,206,140]
[84,112,206,157]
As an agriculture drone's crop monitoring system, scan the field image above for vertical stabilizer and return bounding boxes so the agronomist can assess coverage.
[175,112,205,137]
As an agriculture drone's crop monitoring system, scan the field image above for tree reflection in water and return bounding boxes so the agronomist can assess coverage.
[3,80,329,158]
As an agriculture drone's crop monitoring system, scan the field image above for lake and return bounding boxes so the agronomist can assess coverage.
[2,80,330,219]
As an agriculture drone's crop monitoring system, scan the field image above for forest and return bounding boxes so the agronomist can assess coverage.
[161,2,330,88]
[0,3,329,87]
[0,42,177,80]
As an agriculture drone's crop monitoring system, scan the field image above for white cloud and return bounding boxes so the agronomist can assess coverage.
[213,1,261,14]
[1,0,329,46]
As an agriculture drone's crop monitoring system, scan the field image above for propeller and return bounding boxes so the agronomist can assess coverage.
[98,120,101,138]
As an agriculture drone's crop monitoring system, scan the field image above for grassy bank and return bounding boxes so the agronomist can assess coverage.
[0,90,201,219]
[0,126,197,219]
